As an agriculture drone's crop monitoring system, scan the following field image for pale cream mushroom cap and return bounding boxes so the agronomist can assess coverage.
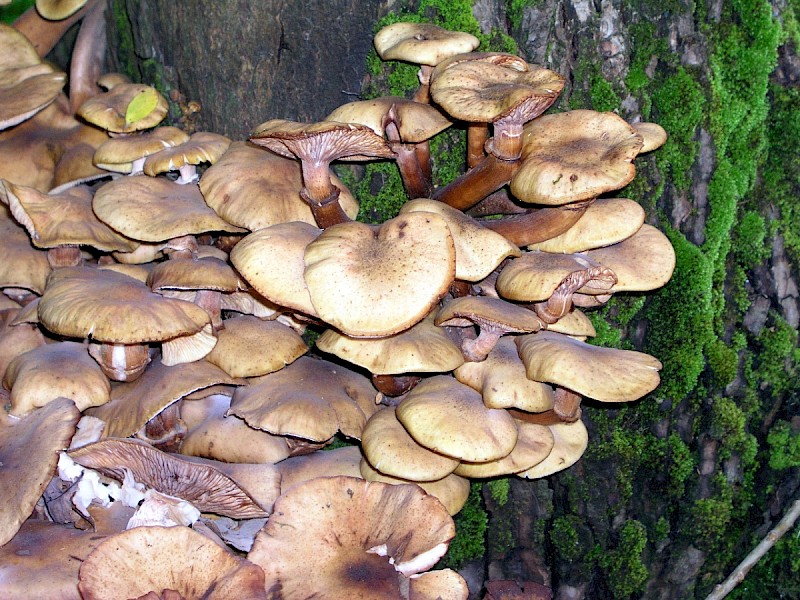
[78,526,267,600]
[632,121,668,153]
[276,446,364,494]
[515,330,662,402]
[547,307,597,337]
[35,0,89,20]
[510,110,644,205]
[5,341,110,417]
[0,397,80,546]
[526,198,646,254]
[92,125,190,173]
[396,375,518,462]
[374,22,479,66]
[304,212,456,337]
[400,198,521,281]
[361,406,460,482]
[517,418,589,479]
[248,476,456,596]
[316,312,463,375]
[408,569,469,600]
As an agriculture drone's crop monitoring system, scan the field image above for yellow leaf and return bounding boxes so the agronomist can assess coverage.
[125,88,160,127]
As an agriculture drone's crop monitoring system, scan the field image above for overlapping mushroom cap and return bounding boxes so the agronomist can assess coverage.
[373,22,479,66]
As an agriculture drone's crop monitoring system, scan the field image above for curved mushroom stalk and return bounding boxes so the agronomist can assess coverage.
[480,200,594,247]
[382,105,432,199]
[68,0,106,114]
[88,341,152,382]
[553,387,582,422]
[534,262,617,324]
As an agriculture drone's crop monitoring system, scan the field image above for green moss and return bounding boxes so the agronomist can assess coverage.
[653,516,670,543]
[599,520,649,599]
[550,515,583,563]
[666,433,696,498]
[590,75,622,113]
[0,0,33,24]
[766,420,800,470]
[441,482,487,569]
[705,339,739,389]
[754,314,800,396]
[487,478,510,507]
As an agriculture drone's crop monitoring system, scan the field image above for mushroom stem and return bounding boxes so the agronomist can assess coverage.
[139,402,187,452]
[466,189,527,217]
[412,65,435,104]
[372,373,421,397]
[553,387,582,422]
[392,142,432,199]
[298,186,352,228]
[534,265,617,324]
[460,328,505,362]
[12,0,94,58]
[194,289,224,332]
[479,200,594,247]
[68,0,107,114]
[88,341,151,382]
[467,123,489,168]
[433,151,519,211]
[176,164,199,184]
[47,245,83,268]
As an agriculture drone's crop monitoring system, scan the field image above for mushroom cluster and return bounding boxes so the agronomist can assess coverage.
[0,10,674,600]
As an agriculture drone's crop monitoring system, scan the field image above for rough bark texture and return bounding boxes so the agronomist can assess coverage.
[110,1,800,599]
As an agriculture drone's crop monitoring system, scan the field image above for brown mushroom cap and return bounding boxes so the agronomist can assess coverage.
[303,212,456,337]
[78,526,267,600]
[77,83,168,133]
[631,121,668,153]
[248,476,456,596]
[276,446,364,494]
[0,397,80,546]
[35,0,89,20]
[517,418,589,479]
[373,22,480,66]
[92,125,190,173]
[142,131,232,177]
[510,110,644,205]
[0,205,51,294]
[515,330,662,402]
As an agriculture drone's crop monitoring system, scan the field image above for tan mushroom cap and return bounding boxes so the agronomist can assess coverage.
[86,358,241,438]
[0,65,66,131]
[0,519,107,598]
[359,459,470,518]
[230,221,322,317]
[408,569,469,600]
[326,96,452,143]
[430,58,565,123]
[526,198,646,254]
[304,212,456,337]
[495,250,616,302]
[0,181,138,252]
[547,307,597,337]
[248,476,456,596]
[78,526,267,600]
[632,121,668,153]
[517,418,589,479]
[250,119,395,163]
[510,110,644,205]
[361,407,460,482]
[515,330,662,402]
[92,125,190,173]
[229,355,377,442]
[50,141,111,193]
[400,199,521,281]
[147,256,243,293]
[0,397,80,546]
[5,341,110,417]
[584,224,676,292]
[180,393,291,464]
[454,336,555,412]
[0,206,51,294]
[0,23,43,69]
[276,446,364,494]
[0,306,46,381]
[35,0,88,20]
[204,315,307,378]
[69,438,268,518]
[453,418,555,478]
[435,295,544,333]
[316,312,464,375]
[92,177,245,242]
[37,267,211,343]
[199,142,359,230]
[373,22,479,66]
[142,131,232,176]
[396,375,519,462]
[77,83,168,133]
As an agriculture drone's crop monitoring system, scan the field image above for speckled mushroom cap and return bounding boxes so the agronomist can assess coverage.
[454,336,555,412]
[526,198,646,254]
[373,22,479,66]
[517,418,589,479]
[400,198,521,281]
[326,96,452,143]
[359,459,471,518]
[510,110,644,205]
[430,56,565,124]
[142,131,232,176]
[86,358,241,438]
[37,266,211,344]
[315,312,464,375]
[69,438,268,519]
[0,397,80,546]
[454,418,555,478]
[230,221,322,317]
[199,142,359,230]
[92,125,190,173]
[204,315,307,378]
[228,355,378,442]
[250,119,395,163]
[0,206,51,294]
[35,0,88,19]
[248,476,458,596]
[395,375,519,462]
[0,181,138,252]
[78,526,267,600]
[584,224,676,293]
[77,83,168,133]
[515,330,662,402]
[92,177,246,242]
[303,212,456,337]
[5,341,110,417]
[361,406,460,482]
